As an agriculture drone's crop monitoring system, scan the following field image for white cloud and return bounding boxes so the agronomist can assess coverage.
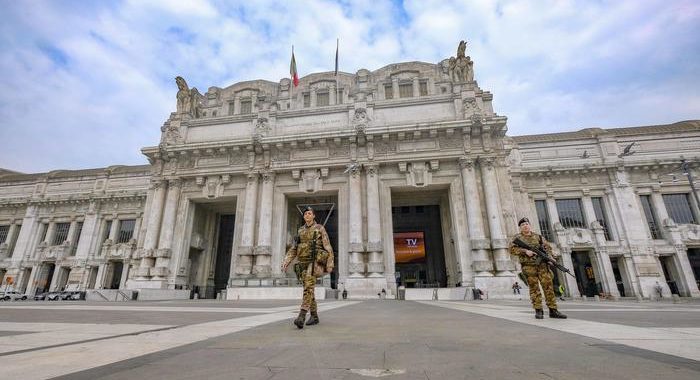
[0,0,698,173]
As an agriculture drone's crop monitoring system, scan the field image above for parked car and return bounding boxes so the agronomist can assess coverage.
[1,291,29,301]
[46,291,62,301]
[34,292,49,301]
[68,291,85,300]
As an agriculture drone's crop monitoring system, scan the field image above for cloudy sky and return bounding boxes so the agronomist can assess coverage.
[1,0,699,173]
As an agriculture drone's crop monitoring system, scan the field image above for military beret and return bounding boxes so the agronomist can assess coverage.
[303,206,315,213]
[518,217,530,226]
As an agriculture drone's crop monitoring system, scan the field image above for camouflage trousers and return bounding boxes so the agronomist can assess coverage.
[301,267,317,312]
[522,264,558,310]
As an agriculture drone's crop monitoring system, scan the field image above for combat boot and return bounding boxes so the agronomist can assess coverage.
[549,309,567,319]
[305,311,319,326]
[535,309,544,319]
[294,309,307,329]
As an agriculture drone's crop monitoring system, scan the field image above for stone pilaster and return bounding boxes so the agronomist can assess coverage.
[154,178,182,280]
[348,163,365,277]
[75,201,99,259]
[459,157,492,275]
[136,179,167,279]
[235,171,258,276]
[365,164,384,277]
[591,223,620,297]
[480,156,513,274]
[253,171,275,277]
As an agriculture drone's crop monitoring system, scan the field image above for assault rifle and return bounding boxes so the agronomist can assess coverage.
[512,237,576,278]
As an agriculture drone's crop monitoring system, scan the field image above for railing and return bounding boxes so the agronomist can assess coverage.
[117,291,130,301]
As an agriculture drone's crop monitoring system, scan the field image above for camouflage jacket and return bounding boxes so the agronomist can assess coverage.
[509,232,553,266]
[283,222,335,274]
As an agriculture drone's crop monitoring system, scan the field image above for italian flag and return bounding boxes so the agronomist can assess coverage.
[290,49,299,87]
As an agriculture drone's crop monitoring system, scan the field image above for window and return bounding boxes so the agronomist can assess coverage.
[399,83,413,98]
[228,102,235,116]
[591,197,612,240]
[337,90,344,104]
[0,225,8,244]
[117,219,136,243]
[316,92,329,106]
[6,224,20,255]
[384,84,393,99]
[240,99,252,114]
[102,220,113,243]
[419,81,428,96]
[555,199,586,229]
[39,223,48,243]
[534,200,554,241]
[71,222,83,255]
[663,194,697,224]
[303,93,310,108]
[53,222,70,245]
[212,110,217,117]
[639,195,661,239]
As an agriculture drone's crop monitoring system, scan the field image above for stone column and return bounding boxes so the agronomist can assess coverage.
[136,179,167,279]
[559,246,581,297]
[412,78,420,97]
[310,89,317,107]
[108,217,120,241]
[348,164,365,277]
[233,96,241,115]
[235,172,258,276]
[45,221,56,246]
[581,193,597,229]
[365,164,384,277]
[11,205,38,262]
[391,78,399,99]
[75,201,99,259]
[154,178,182,280]
[330,85,337,105]
[591,223,620,297]
[479,157,512,274]
[459,157,492,276]
[254,171,275,278]
[650,189,671,238]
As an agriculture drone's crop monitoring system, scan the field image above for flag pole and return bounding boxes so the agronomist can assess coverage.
[291,45,294,110]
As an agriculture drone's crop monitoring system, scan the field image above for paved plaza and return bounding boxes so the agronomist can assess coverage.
[0,298,699,379]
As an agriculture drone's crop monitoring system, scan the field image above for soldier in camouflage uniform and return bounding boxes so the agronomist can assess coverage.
[509,217,567,320]
[281,206,335,329]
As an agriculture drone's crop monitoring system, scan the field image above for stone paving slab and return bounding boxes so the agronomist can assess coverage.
[50,300,700,380]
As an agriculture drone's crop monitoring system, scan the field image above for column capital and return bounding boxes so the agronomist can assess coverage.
[168,178,183,188]
[246,171,259,181]
[261,170,276,183]
[477,155,496,170]
[365,163,379,177]
[150,178,166,190]
[458,156,475,170]
[346,162,362,178]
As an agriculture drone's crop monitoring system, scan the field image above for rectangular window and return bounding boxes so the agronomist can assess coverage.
[534,200,554,241]
[399,83,413,98]
[239,99,252,114]
[102,220,113,243]
[0,225,8,244]
[39,223,48,243]
[117,219,136,243]
[639,195,661,239]
[303,93,310,108]
[228,102,235,116]
[419,81,428,96]
[663,194,697,224]
[591,197,612,240]
[384,84,393,99]
[337,89,344,104]
[53,222,70,245]
[316,92,329,106]
[7,224,20,255]
[71,222,83,256]
[555,199,586,229]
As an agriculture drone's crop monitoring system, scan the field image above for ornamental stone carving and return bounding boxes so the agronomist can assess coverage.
[161,121,183,145]
[399,161,438,187]
[253,117,270,143]
[448,40,475,83]
[175,76,202,118]
[351,108,370,134]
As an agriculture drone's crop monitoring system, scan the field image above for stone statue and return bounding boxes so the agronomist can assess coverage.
[175,76,202,117]
[448,40,474,83]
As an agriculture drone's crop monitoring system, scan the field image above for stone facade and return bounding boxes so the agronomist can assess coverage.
[1,42,699,299]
